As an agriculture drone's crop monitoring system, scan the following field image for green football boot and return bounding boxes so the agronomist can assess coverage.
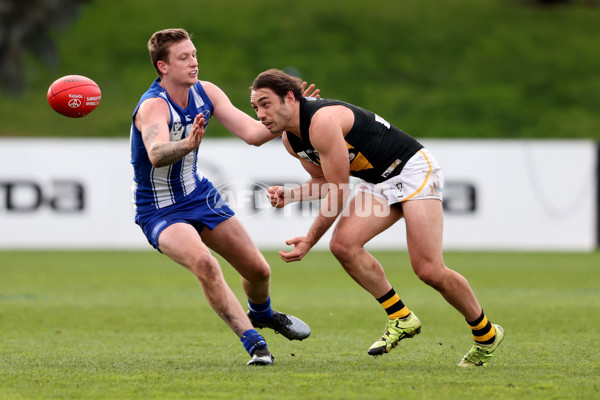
[368,313,422,356]
[457,324,505,367]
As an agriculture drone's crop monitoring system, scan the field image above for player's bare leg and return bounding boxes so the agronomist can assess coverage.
[201,216,270,304]
[401,199,482,321]
[402,199,503,366]
[158,222,273,365]
[330,192,421,355]
[330,193,500,360]
[158,222,253,336]
[330,192,401,298]
[202,216,311,341]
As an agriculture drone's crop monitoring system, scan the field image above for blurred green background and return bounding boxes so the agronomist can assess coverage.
[0,0,599,140]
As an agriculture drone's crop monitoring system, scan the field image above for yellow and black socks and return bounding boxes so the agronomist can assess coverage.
[468,310,496,345]
[377,288,411,320]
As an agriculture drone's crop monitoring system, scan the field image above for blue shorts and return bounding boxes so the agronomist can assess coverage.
[135,178,234,250]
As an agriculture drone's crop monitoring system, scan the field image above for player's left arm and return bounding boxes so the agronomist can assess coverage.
[279,107,351,262]
[203,81,320,146]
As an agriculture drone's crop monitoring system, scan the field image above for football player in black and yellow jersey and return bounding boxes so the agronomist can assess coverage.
[250,68,504,367]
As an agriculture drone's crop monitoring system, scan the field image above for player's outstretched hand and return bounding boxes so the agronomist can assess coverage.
[188,114,205,150]
[279,236,313,262]
[301,81,320,98]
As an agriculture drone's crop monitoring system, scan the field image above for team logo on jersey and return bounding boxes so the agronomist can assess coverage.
[347,144,373,172]
[297,151,321,166]
[171,120,185,140]
[200,110,211,120]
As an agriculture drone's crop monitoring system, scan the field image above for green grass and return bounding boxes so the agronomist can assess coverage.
[1,250,599,399]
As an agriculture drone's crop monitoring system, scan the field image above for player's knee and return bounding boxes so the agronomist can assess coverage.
[413,261,445,288]
[189,253,221,280]
[246,261,271,282]
[329,237,357,262]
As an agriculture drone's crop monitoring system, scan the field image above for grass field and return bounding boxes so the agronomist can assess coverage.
[1,250,598,399]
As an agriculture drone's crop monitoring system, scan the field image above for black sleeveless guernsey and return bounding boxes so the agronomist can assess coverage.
[285,97,424,184]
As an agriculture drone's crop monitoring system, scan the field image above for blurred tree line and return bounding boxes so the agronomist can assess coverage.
[0,0,89,95]
[0,0,598,139]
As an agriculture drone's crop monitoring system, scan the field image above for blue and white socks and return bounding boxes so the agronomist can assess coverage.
[241,297,274,356]
[240,329,267,356]
[248,297,274,322]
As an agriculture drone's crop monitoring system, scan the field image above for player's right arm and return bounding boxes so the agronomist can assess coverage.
[135,98,204,168]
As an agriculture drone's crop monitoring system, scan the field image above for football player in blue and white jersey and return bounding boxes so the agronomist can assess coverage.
[130,29,318,366]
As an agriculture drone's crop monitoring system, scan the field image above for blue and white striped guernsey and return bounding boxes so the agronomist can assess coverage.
[130,78,214,215]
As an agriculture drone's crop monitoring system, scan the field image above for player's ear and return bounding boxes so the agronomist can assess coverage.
[157,60,168,74]
[285,91,296,105]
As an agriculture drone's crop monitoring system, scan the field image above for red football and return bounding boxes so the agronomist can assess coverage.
[47,75,101,118]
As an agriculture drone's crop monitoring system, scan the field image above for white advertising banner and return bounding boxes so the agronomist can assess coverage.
[0,138,596,251]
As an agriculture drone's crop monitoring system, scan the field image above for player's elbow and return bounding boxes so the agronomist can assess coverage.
[148,152,167,168]
[245,138,261,147]
[151,159,168,168]
[244,135,268,147]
